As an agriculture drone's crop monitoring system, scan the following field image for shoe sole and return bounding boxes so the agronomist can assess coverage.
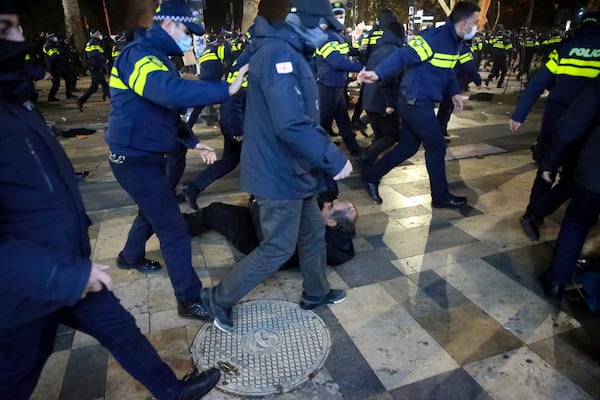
[213,318,233,333]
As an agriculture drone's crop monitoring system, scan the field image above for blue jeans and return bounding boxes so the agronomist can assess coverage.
[110,155,201,303]
[364,97,450,201]
[0,290,181,400]
[213,196,330,308]
[546,183,600,285]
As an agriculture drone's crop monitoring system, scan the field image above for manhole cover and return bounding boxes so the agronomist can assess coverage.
[191,300,331,397]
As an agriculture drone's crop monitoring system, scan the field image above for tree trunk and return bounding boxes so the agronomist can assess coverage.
[242,0,260,33]
[479,0,491,30]
[437,0,451,15]
[525,0,534,27]
[61,0,85,50]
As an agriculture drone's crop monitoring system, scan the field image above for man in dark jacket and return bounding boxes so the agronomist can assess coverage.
[354,21,404,170]
[183,194,357,267]
[0,3,220,398]
[105,0,246,321]
[200,0,353,333]
[77,28,110,111]
[538,75,600,309]
[358,1,479,206]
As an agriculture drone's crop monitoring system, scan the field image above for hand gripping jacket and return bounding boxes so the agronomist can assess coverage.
[105,24,229,156]
[374,20,462,103]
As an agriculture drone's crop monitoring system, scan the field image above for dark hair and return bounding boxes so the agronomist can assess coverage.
[449,1,480,24]
[329,209,355,236]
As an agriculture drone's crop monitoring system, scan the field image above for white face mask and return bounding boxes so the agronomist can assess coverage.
[170,23,192,53]
[335,15,346,25]
[463,24,477,40]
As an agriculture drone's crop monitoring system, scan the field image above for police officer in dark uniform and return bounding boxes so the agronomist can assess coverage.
[485,26,514,88]
[509,12,600,241]
[105,0,247,320]
[538,75,600,303]
[315,2,363,155]
[77,29,110,111]
[0,2,221,398]
[358,1,480,207]
[43,32,75,101]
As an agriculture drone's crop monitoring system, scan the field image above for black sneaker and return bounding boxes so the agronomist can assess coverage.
[116,252,162,273]
[200,288,233,332]
[177,299,211,321]
[177,368,221,400]
[300,289,347,310]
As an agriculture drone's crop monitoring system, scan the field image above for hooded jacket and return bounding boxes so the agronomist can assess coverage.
[240,16,347,199]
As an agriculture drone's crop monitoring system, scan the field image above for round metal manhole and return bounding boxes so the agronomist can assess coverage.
[191,300,331,397]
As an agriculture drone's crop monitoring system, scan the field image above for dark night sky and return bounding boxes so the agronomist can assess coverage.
[16,0,576,39]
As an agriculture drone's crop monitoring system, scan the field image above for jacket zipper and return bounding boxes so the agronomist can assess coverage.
[26,138,55,192]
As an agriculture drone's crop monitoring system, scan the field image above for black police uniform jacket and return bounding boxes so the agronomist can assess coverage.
[0,69,92,329]
[240,16,347,200]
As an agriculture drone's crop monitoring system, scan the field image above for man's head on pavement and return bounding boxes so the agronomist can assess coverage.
[449,1,481,40]
[154,0,205,54]
[321,199,358,234]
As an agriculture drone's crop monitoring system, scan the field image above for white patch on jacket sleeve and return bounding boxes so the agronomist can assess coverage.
[276,62,293,74]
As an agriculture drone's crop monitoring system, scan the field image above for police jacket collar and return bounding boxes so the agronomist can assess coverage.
[251,16,303,53]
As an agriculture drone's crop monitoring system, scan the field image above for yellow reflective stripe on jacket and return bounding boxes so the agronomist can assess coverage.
[493,42,512,50]
[408,36,433,62]
[546,54,600,78]
[128,56,169,96]
[337,42,350,55]
[43,47,59,56]
[226,70,248,87]
[109,66,128,90]
[458,52,473,64]
[543,37,562,45]
[199,52,219,64]
[315,41,339,59]
[368,30,383,45]
[429,53,458,69]
[85,44,104,53]
[217,46,225,61]
[112,49,120,58]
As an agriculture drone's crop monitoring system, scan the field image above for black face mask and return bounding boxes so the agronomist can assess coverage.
[0,39,32,72]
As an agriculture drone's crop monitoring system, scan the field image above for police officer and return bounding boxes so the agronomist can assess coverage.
[538,75,600,302]
[509,12,600,241]
[516,28,538,81]
[43,32,75,101]
[358,1,480,206]
[315,1,363,155]
[105,0,247,320]
[485,26,514,88]
[77,29,110,111]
